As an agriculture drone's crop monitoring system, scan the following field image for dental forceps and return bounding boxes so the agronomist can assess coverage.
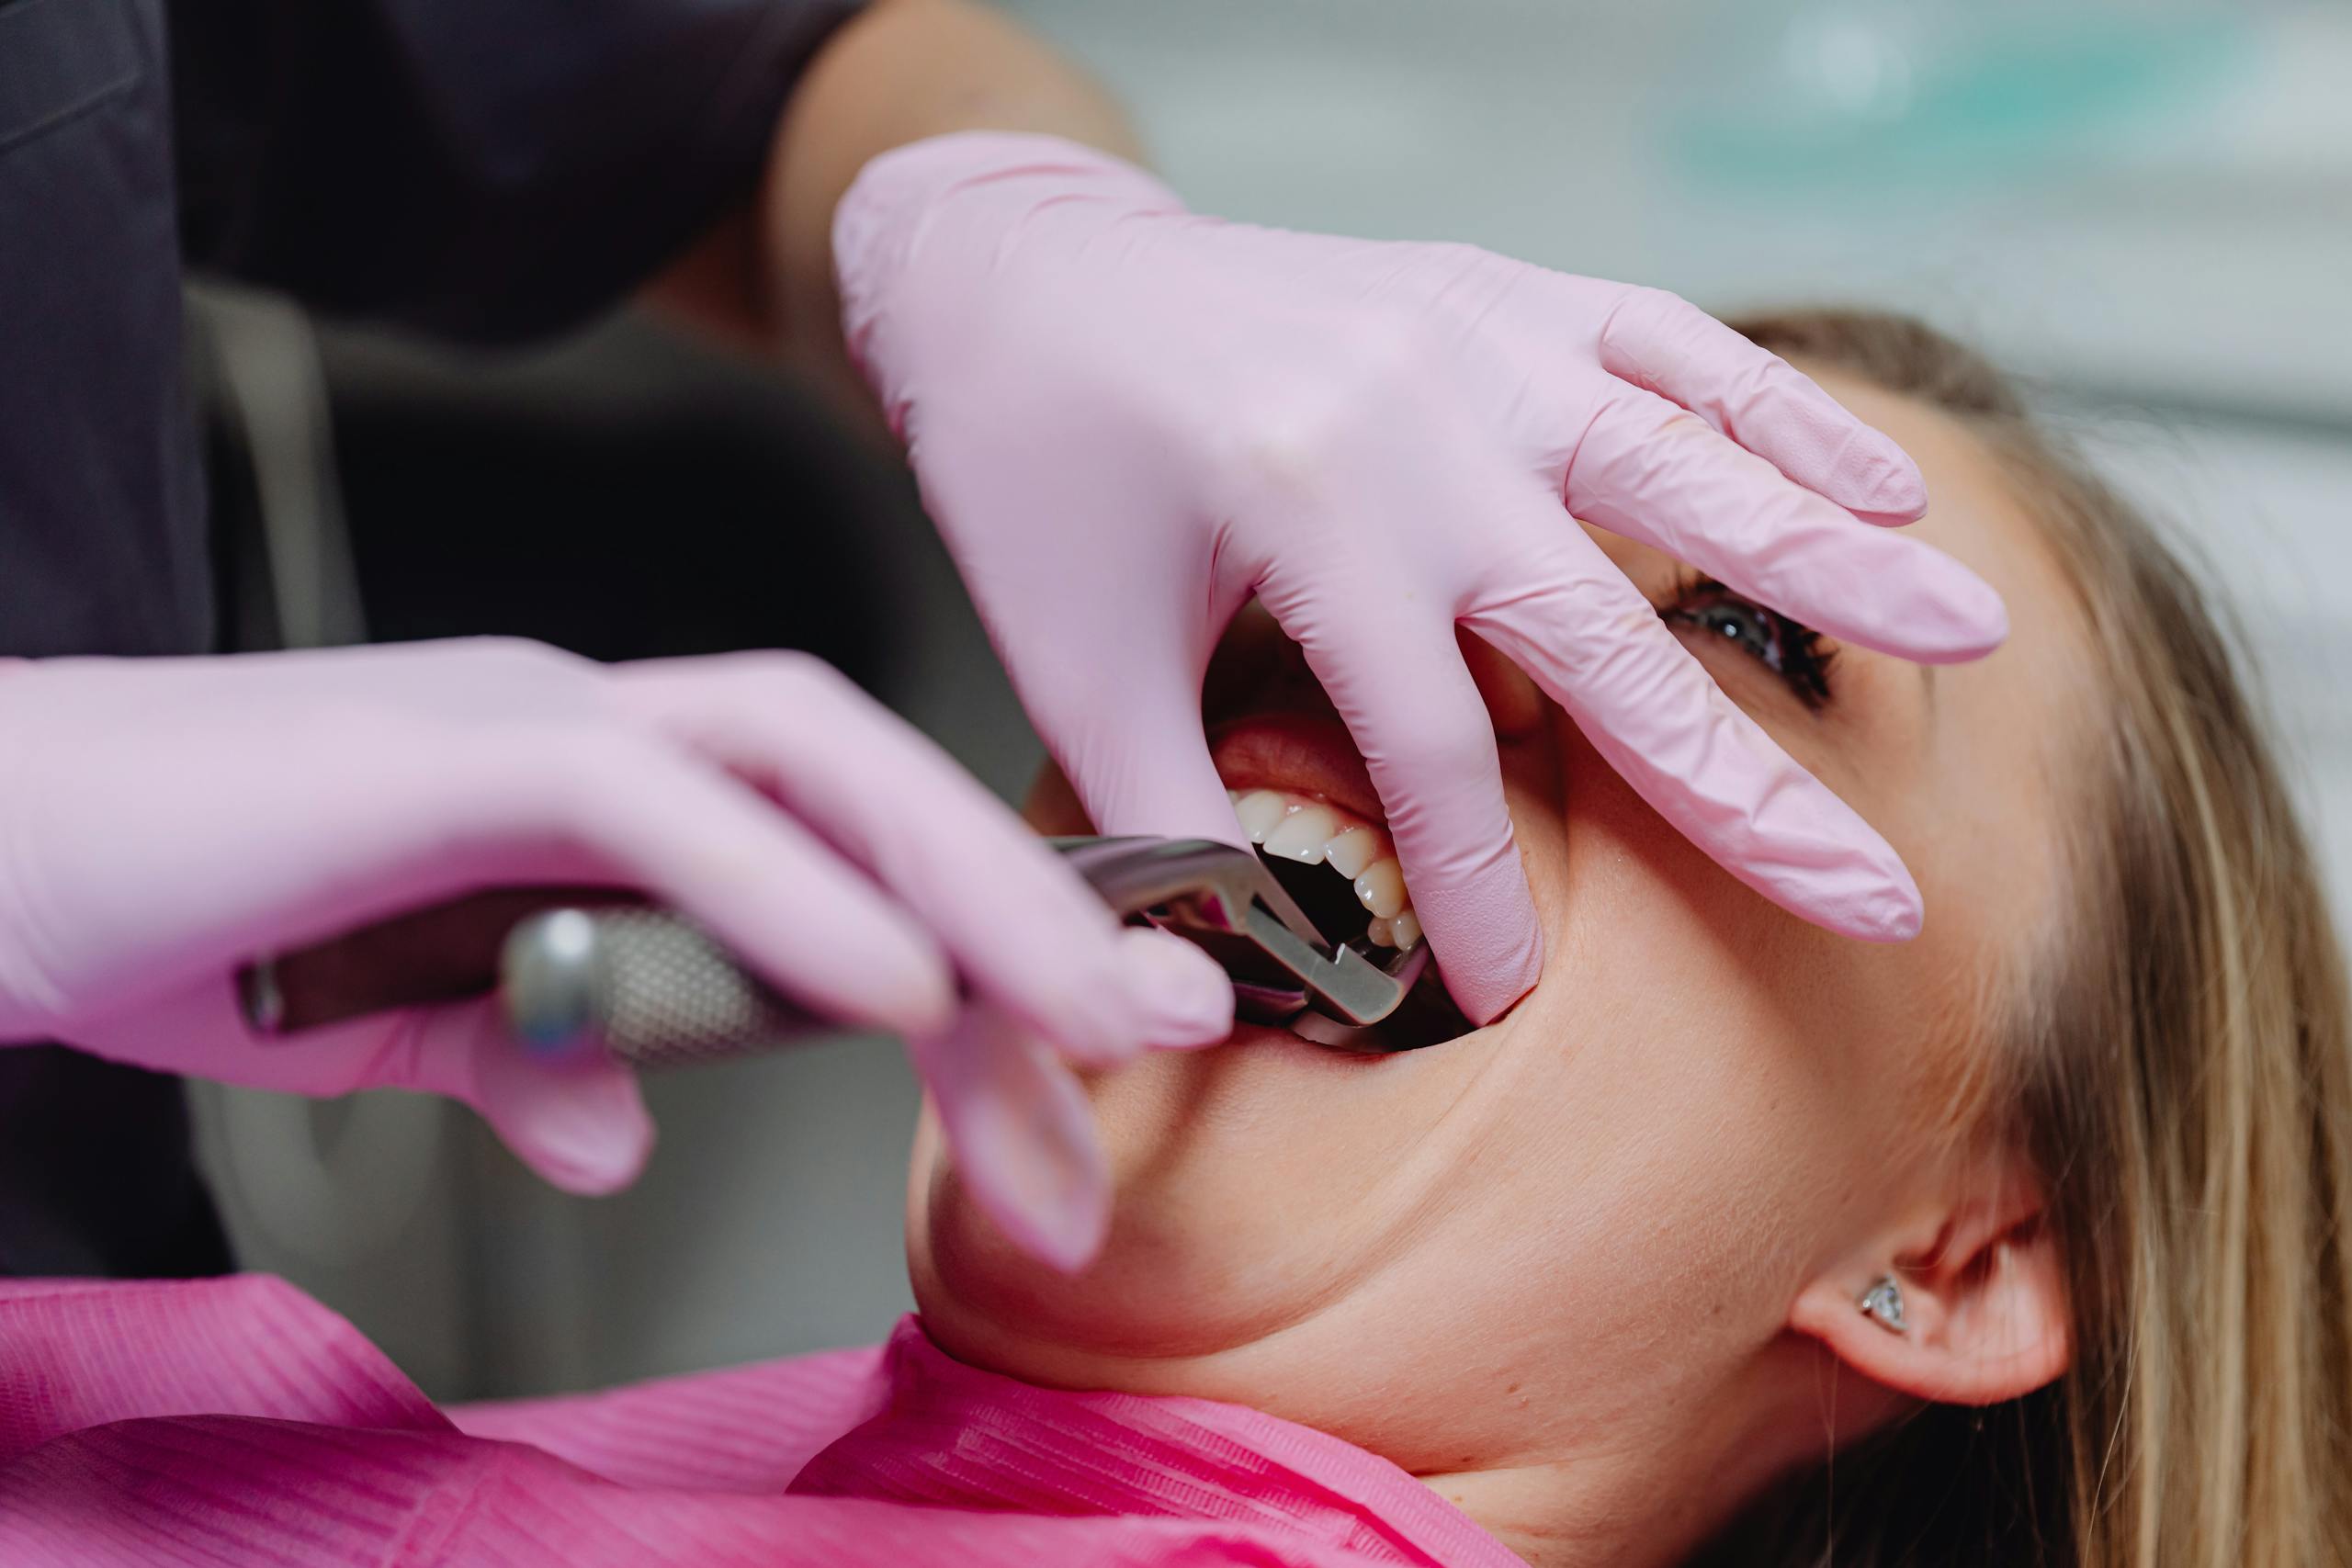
[240,835,1442,1067]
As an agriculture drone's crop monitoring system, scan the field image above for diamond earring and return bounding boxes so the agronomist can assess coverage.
[1859,1275,1907,1334]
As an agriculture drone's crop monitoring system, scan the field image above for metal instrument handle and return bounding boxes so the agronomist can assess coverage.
[502,908,826,1068]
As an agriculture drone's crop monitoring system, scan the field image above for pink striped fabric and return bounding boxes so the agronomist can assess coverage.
[0,1275,1520,1566]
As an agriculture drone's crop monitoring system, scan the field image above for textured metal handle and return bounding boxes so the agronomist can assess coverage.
[502,908,830,1069]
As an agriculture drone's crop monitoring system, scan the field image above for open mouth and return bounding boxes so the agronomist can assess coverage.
[1210,713,1471,1052]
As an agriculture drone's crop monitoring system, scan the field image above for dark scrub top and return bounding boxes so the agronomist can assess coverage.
[0,0,861,1272]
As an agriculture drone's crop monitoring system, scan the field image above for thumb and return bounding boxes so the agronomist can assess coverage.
[64,982,653,1196]
[408,1002,655,1197]
[1040,678,1243,850]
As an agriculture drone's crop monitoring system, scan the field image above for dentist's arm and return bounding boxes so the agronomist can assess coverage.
[649,0,1140,389]
[665,0,2010,1022]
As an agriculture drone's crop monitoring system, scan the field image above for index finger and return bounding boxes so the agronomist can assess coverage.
[1464,515,1925,943]
[1567,389,2008,665]
[615,653,1231,1066]
[1261,581,1544,1026]
[1594,286,1928,525]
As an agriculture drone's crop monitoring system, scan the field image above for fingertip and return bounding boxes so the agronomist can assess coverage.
[1774,811,1924,945]
[1880,897,1925,943]
[539,1135,655,1197]
[411,1000,653,1195]
[917,1004,1111,1273]
[1817,532,2008,666]
[1834,886,1924,944]
[1848,854,1925,944]
[1443,926,1544,1026]
[1849,434,1929,524]
[1903,554,2011,664]
[883,958,963,1043]
[1016,1176,1111,1275]
[1403,854,1545,1026]
[1956,570,2011,656]
[495,1057,656,1196]
[956,851,1229,1069]
[1118,927,1234,1048]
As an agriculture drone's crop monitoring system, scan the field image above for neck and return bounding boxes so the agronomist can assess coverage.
[1419,1459,1724,1568]
[1413,1356,1823,1568]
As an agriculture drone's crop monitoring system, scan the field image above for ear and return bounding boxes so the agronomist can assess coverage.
[1788,1151,2071,1407]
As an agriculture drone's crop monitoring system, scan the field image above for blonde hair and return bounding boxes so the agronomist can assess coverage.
[1696,311,2352,1566]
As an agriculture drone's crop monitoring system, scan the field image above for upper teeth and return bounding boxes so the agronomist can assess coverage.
[1226,787,1422,951]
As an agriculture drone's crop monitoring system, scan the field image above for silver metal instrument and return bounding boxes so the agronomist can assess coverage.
[240,835,1453,1067]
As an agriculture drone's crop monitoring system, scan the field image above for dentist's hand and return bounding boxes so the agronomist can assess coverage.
[834,132,2008,1022]
[0,640,1228,1262]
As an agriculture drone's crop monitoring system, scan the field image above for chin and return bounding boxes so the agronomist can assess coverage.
[910,1003,1504,1381]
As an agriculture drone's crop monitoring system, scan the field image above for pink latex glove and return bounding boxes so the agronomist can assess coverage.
[0,640,1228,1268]
[835,132,2009,1022]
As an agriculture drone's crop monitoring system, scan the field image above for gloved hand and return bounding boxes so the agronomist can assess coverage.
[0,640,1228,1267]
[834,132,2008,1022]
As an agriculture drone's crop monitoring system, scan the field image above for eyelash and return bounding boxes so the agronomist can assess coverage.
[1657,571,1838,711]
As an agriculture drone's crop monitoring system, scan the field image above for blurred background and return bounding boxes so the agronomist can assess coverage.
[183,0,2352,1402]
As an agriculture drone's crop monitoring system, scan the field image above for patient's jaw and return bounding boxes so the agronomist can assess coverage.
[906,372,2095,1567]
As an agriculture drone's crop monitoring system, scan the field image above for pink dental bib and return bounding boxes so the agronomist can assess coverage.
[0,1275,1519,1566]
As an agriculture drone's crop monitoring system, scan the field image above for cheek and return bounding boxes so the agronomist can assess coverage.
[915,720,1924,1447]
[1504,725,1902,1323]
[1023,761,1092,834]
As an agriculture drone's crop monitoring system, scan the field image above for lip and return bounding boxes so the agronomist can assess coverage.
[1209,712,1385,828]
[1229,1005,1494,1075]
[1226,1018,1396,1066]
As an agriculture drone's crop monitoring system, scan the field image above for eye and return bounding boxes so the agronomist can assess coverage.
[1660,575,1837,710]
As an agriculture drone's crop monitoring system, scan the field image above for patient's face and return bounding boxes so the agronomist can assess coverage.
[908,374,2095,1522]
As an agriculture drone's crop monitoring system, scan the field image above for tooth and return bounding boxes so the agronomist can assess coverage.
[1353,858,1407,919]
[1388,909,1421,950]
[1233,789,1288,843]
[1264,803,1342,862]
[1323,825,1385,878]
[1365,915,1396,948]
